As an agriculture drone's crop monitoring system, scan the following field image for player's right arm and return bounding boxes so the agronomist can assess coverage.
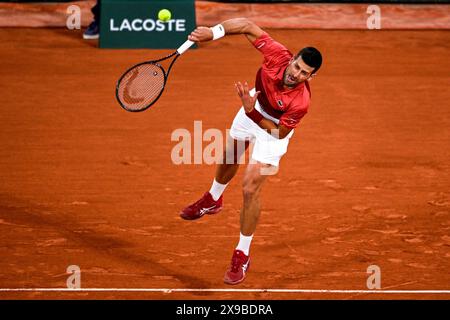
[188,18,264,43]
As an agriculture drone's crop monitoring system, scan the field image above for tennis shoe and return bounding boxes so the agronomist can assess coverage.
[83,21,99,39]
[180,192,223,220]
[224,249,250,285]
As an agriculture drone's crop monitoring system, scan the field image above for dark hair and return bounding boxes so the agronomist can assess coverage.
[296,47,322,74]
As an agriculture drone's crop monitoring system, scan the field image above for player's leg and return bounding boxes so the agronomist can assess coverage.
[180,134,249,220]
[224,108,291,284]
[83,1,100,39]
[180,105,254,220]
[210,108,254,200]
[224,161,270,285]
[240,162,270,235]
[213,133,250,190]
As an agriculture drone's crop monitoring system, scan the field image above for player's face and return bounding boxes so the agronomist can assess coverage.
[283,57,315,88]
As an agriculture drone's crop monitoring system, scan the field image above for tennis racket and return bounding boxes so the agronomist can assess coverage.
[116,39,195,112]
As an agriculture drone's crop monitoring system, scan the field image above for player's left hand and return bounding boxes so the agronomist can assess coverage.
[235,81,260,113]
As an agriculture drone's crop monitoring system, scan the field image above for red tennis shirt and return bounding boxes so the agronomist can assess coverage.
[253,32,311,129]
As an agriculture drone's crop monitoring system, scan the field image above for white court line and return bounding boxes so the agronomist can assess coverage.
[0,288,449,294]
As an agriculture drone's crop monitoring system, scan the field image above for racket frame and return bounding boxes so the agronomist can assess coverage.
[115,40,194,112]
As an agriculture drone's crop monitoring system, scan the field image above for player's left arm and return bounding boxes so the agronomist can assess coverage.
[236,81,293,139]
[188,18,264,43]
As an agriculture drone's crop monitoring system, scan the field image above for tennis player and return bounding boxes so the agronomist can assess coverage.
[180,18,322,285]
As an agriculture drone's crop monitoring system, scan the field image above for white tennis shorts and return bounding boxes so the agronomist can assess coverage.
[229,89,294,167]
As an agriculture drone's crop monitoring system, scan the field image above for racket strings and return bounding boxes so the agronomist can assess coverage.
[117,63,165,111]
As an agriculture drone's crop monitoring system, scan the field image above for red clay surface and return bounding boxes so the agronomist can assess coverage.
[0,28,449,300]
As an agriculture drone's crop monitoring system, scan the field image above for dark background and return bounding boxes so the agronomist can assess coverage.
[2,0,450,4]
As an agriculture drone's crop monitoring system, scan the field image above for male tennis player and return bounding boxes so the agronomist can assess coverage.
[180,18,322,285]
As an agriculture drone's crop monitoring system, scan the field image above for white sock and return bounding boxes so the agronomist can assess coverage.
[209,179,228,201]
[236,233,253,256]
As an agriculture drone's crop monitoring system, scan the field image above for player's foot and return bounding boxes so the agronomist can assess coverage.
[180,192,223,220]
[224,249,250,285]
[83,21,99,39]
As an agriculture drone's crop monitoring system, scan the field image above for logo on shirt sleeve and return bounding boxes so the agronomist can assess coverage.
[257,41,266,49]
[284,117,297,126]
[277,100,283,107]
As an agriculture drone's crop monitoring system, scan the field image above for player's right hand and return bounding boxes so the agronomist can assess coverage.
[188,27,213,42]
[235,81,260,113]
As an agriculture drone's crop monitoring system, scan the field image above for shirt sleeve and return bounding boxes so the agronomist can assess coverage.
[279,106,308,129]
[252,32,291,69]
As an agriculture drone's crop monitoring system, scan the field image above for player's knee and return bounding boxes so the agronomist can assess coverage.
[242,180,260,201]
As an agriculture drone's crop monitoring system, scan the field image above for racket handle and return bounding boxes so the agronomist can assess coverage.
[177,40,195,55]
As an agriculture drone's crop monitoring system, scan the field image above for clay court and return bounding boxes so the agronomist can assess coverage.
[0,6,450,299]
